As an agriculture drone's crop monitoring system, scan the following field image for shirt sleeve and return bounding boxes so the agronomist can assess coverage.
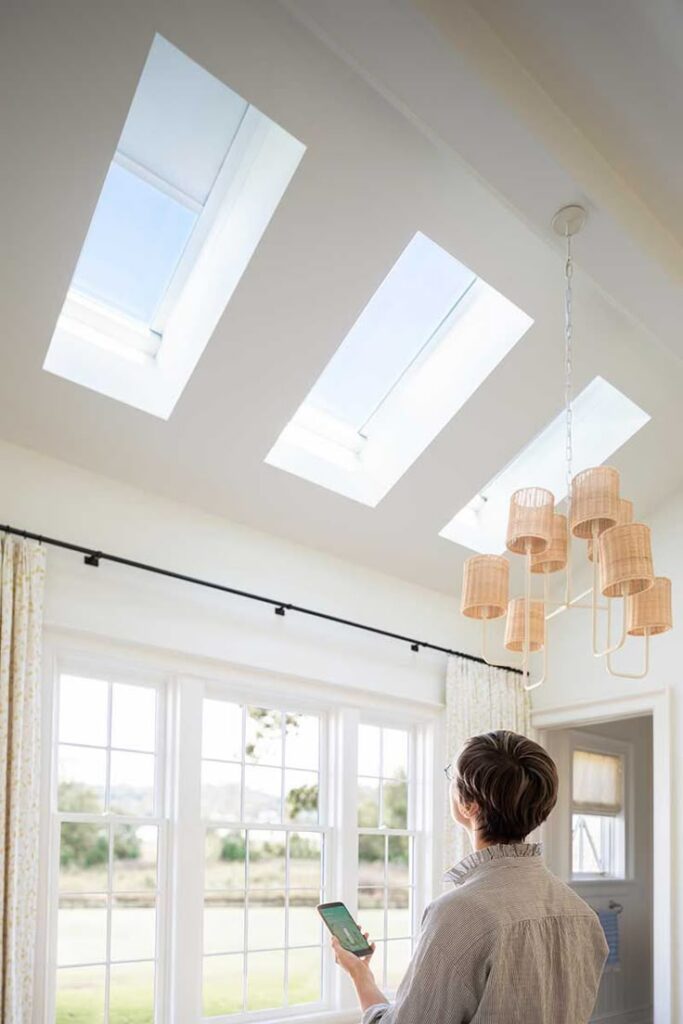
[362,1004,391,1024]
[360,901,479,1024]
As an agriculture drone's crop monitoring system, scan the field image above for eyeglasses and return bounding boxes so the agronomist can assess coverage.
[444,763,455,781]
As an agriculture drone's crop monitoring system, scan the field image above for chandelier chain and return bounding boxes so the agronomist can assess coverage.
[564,231,574,509]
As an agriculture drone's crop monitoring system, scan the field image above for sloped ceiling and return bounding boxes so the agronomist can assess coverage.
[1,0,682,594]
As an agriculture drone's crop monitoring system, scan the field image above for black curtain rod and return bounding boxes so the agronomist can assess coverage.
[1,522,522,674]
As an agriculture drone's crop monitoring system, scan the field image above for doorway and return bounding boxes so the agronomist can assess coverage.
[544,717,652,1023]
[533,691,671,1024]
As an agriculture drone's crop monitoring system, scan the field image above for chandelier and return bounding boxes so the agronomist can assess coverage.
[459,205,673,690]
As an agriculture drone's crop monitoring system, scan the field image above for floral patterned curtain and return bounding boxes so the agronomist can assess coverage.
[0,537,46,1023]
[444,655,533,869]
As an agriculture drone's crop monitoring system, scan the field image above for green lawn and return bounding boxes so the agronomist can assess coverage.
[203,945,322,1017]
[56,963,154,1024]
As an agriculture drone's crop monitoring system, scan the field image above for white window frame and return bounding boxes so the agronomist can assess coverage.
[39,639,441,1024]
[43,650,172,1024]
[197,682,331,1022]
[568,730,632,883]
[354,712,421,994]
[44,106,305,419]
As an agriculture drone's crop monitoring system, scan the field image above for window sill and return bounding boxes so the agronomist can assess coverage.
[570,877,636,888]
[203,1011,362,1024]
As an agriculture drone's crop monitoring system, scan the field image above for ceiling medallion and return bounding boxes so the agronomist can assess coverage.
[460,205,672,688]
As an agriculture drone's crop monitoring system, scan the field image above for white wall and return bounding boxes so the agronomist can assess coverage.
[0,438,483,707]
[533,487,682,1019]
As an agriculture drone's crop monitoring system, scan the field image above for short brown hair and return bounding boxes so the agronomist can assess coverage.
[456,731,558,843]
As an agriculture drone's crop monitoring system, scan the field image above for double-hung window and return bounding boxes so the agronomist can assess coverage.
[45,654,436,1023]
[357,723,416,992]
[200,697,327,1017]
[571,742,626,879]
[52,669,166,1023]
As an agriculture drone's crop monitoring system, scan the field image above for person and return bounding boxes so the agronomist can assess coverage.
[332,730,608,1023]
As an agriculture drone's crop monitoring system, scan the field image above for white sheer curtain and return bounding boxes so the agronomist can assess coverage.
[444,655,533,868]
[0,536,46,1024]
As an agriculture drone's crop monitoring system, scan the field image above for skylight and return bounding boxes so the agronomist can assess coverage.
[44,35,305,417]
[266,231,532,506]
[310,231,476,433]
[440,376,651,553]
[71,160,198,325]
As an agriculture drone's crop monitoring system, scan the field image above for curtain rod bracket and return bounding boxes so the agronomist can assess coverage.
[84,552,101,567]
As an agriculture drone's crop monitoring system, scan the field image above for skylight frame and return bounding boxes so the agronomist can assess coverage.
[44,36,305,418]
[266,233,533,505]
[439,375,651,554]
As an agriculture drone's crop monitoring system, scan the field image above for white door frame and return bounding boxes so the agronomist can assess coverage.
[532,688,672,1024]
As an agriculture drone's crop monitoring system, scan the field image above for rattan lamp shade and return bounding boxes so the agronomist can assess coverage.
[531,513,568,574]
[504,598,545,652]
[599,523,654,598]
[506,488,554,555]
[460,555,509,620]
[626,576,672,636]
[571,467,620,539]
[588,498,633,562]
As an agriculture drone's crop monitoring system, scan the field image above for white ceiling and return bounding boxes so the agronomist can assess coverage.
[1,0,682,594]
[468,0,683,242]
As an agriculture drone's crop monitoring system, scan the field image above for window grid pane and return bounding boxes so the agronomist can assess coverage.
[571,812,616,876]
[53,673,164,1024]
[202,699,326,1017]
[357,724,415,992]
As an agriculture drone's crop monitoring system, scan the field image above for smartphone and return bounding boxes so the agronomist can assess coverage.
[317,901,373,957]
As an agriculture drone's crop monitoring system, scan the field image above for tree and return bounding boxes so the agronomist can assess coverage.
[383,778,407,830]
[286,783,318,823]
[59,782,107,868]
[245,706,279,758]
[358,792,379,828]
[58,781,140,868]
[289,833,319,859]
[357,774,407,831]
[245,707,299,759]
[114,828,141,861]
[220,832,246,862]
[358,834,384,863]
[387,835,409,865]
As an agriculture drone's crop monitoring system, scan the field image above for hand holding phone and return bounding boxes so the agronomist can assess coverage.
[317,901,373,957]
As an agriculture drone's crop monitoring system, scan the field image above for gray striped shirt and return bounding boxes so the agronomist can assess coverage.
[363,843,608,1024]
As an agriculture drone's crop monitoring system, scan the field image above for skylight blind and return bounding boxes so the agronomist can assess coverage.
[572,749,623,815]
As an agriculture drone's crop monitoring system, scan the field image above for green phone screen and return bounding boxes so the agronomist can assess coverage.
[319,904,370,953]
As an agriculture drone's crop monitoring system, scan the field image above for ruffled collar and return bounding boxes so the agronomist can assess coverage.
[444,842,543,885]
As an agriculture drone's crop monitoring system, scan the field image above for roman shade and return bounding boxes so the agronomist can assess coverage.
[572,749,623,816]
